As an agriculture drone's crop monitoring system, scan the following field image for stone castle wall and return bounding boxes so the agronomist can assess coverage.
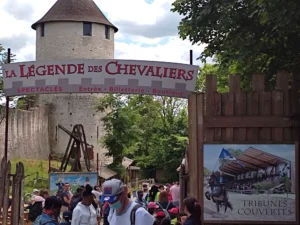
[37,93,107,159]
[0,105,50,159]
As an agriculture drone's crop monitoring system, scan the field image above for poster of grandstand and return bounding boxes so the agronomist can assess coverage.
[203,144,297,223]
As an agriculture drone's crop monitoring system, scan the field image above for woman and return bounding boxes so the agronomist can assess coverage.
[71,185,98,225]
[182,197,202,225]
[92,185,102,203]
[166,187,173,202]
[40,190,49,199]
[156,191,174,211]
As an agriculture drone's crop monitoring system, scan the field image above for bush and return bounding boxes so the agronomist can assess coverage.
[253,180,280,190]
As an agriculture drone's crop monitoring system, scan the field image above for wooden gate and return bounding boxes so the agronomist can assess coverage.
[0,157,25,225]
[188,72,300,225]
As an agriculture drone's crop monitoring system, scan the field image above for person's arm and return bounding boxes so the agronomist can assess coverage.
[30,195,36,204]
[63,196,70,204]
[71,208,81,225]
[63,193,70,204]
[135,208,155,225]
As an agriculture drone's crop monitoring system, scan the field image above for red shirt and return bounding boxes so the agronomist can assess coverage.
[168,192,173,201]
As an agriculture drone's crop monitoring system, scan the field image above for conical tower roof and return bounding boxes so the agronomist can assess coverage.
[31,0,118,32]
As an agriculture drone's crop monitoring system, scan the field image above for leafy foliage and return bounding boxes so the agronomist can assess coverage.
[196,63,229,92]
[95,94,188,182]
[172,0,300,78]
[204,167,211,176]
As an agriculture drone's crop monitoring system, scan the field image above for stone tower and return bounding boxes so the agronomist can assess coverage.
[31,0,118,161]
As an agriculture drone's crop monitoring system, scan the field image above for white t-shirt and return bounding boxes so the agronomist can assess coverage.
[170,185,180,202]
[108,202,154,225]
[71,202,97,225]
[92,190,102,200]
[33,196,45,207]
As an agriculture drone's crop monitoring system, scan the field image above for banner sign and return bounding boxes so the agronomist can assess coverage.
[203,144,297,223]
[2,59,198,97]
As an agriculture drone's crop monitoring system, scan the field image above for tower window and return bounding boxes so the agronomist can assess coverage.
[83,22,92,36]
[105,25,110,39]
[41,23,45,37]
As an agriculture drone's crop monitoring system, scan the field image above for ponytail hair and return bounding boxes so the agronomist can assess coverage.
[182,197,202,225]
[83,184,93,197]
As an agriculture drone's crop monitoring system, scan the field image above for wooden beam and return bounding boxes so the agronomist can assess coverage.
[204,116,299,128]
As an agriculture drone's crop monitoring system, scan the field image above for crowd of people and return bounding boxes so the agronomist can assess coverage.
[26,179,202,225]
[225,171,289,191]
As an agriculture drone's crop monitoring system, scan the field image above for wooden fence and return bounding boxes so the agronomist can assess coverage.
[188,72,300,225]
[0,157,24,225]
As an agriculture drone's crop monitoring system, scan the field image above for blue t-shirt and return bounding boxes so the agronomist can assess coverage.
[33,213,59,225]
[61,191,70,207]
[183,216,201,225]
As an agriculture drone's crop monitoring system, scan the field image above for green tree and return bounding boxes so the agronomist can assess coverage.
[196,63,229,93]
[204,167,211,176]
[95,94,140,167]
[95,94,188,182]
[280,176,291,193]
[172,0,300,80]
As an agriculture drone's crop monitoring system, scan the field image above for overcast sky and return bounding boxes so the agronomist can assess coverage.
[0,0,209,65]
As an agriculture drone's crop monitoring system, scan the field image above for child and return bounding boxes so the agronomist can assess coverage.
[168,208,179,224]
[60,211,72,225]
[148,202,159,216]
[155,211,166,224]
[160,218,171,225]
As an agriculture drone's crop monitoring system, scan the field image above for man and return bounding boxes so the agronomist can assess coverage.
[69,187,84,212]
[33,196,62,225]
[61,183,71,217]
[101,179,154,225]
[142,184,148,202]
[135,190,147,209]
[92,185,102,203]
[169,182,180,207]
[155,185,165,202]
[149,185,159,202]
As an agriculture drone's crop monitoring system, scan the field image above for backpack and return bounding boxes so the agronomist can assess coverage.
[130,204,142,225]
[156,202,171,219]
[27,201,43,222]
[111,204,142,225]
[69,194,82,211]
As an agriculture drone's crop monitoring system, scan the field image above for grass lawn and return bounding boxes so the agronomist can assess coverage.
[10,159,70,194]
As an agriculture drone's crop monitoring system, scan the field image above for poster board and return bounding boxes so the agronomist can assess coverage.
[49,172,98,195]
[203,144,298,224]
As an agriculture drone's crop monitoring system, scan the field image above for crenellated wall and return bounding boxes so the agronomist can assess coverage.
[0,105,50,159]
